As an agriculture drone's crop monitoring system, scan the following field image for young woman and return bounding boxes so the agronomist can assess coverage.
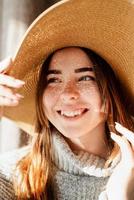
[0,1,134,200]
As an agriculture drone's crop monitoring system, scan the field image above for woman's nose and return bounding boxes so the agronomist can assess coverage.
[60,83,79,102]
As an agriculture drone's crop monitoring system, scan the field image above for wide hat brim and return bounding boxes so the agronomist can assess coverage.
[3,0,134,134]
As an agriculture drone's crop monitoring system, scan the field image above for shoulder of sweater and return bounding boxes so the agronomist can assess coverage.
[0,145,30,179]
[0,146,30,200]
[0,171,17,200]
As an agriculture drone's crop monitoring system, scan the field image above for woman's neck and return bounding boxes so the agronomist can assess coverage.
[64,123,110,159]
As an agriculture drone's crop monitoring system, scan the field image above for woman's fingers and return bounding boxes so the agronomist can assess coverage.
[0,85,24,106]
[0,57,25,88]
[0,57,25,108]
[0,85,24,99]
[0,57,12,73]
[111,132,133,163]
[111,132,132,154]
[0,74,25,88]
[115,122,134,146]
[0,96,19,106]
[111,122,134,164]
[0,92,23,106]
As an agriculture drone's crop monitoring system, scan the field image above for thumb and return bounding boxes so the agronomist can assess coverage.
[110,132,132,162]
[0,56,12,73]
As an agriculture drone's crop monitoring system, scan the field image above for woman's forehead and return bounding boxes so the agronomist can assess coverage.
[48,47,93,70]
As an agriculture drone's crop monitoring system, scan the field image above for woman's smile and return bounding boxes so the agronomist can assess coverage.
[57,108,89,119]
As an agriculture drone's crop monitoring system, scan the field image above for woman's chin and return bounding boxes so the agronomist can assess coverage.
[57,127,93,139]
[56,120,105,139]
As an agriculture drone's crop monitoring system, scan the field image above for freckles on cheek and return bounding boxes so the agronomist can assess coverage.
[43,87,60,110]
[79,84,99,97]
[79,84,102,107]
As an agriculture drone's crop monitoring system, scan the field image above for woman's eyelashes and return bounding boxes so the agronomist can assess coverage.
[47,77,61,84]
[46,75,96,85]
[78,75,95,82]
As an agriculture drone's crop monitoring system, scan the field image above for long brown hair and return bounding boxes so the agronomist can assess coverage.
[13,47,134,199]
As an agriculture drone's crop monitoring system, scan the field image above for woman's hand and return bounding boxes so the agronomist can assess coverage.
[0,57,25,116]
[106,122,134,200]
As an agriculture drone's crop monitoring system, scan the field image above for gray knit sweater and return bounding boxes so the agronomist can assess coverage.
[0,131,120,200]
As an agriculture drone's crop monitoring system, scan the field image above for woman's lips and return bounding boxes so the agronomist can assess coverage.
[57,108,89,120]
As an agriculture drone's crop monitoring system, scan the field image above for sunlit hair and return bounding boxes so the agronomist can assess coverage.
[13,47,134,199]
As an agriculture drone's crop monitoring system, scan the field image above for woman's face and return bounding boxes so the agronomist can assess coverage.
[43,47,107,138]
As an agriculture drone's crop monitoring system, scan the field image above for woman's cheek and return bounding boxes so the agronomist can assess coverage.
[80,85,102,110]
[43,86,61,108]
[79,84,100,98]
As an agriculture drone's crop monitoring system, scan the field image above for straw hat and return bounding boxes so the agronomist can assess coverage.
[3,0,134,134]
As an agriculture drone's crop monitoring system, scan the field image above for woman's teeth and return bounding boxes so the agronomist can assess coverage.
[60,109,87,117]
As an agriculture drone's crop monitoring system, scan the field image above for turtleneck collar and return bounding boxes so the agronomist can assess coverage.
[51,130,120,178]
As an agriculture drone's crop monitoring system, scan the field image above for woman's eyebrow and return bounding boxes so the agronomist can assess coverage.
[47,69,61,75]
[75,67,93,73]
[47,67,94,75]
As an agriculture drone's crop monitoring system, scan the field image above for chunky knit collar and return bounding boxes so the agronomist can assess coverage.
[51,131,120,178]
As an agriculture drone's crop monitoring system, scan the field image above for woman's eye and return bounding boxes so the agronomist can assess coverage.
[78,75,95,82]
[47,78,61,84]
